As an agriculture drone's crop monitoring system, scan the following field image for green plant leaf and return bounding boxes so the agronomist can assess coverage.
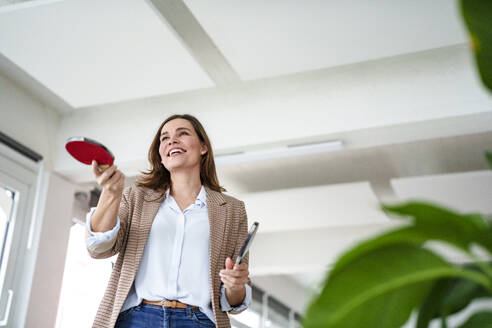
[457,311,492,328]
[382,202,490,252]
[417,271,492,328]
[461,0,492,92]
[477,227,492,255]
[331,226,446,277]
[331,202,490,277]
[486,152,492,169]
[303,244,490,328]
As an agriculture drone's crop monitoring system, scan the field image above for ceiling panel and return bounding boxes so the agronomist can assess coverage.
[184,0,468,80]
[0,0,214,108]
[392,171,492,214]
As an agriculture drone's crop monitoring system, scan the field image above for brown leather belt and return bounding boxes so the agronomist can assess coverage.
[142,299,199,309]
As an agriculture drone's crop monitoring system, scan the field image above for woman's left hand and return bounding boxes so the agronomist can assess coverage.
[219,257,249,292]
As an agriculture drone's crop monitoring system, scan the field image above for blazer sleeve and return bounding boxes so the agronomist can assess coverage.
[86,185,132,259]
[226,200,253,314]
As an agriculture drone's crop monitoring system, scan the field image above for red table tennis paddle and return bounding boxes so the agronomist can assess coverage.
[65,137,114,171]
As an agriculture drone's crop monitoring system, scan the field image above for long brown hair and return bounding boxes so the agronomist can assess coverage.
[136,114,226,196]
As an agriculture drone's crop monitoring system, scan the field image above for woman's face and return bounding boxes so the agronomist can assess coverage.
[159,118,208,173]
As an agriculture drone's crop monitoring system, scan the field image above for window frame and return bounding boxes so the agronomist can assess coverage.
[0,141,43,327]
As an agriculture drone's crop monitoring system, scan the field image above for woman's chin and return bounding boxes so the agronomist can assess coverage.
[163,158,184,169]
[165,162,197,173]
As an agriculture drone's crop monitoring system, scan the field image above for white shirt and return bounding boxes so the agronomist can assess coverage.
[86,186,251,323]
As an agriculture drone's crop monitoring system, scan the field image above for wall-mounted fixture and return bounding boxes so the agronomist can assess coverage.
[215,140,343,165]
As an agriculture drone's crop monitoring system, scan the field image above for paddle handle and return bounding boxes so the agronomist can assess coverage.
[98,164,110,171]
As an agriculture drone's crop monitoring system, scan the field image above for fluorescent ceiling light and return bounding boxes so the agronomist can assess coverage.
[215,140,343,165]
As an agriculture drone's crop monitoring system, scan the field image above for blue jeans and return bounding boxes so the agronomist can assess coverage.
[114,303,216,328]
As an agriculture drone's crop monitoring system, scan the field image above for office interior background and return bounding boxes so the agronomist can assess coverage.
[0,0,491,327]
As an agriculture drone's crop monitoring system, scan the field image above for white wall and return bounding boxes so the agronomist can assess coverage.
[0,73,60,171]
[25,173,75,328]
[0,73,76,328]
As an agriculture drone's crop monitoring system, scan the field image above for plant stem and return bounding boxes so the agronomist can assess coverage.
[440,316,448,328]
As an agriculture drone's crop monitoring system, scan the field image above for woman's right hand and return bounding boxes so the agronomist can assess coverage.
[92,160,125,195]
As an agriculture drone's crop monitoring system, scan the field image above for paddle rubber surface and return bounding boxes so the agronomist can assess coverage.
[65,137,114,166]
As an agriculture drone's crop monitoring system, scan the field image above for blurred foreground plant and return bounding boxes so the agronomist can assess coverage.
[303,192,492,327]
[303,1,491,326]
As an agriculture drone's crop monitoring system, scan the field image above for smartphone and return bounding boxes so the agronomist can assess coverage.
[236,221,260,265]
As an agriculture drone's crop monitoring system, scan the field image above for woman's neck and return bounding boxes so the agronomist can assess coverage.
[169,169,202,201]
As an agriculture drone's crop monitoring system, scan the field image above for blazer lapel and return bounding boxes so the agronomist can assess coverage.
[205,186,228,290]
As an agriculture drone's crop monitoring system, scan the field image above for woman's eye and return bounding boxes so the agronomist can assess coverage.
[161,132,187,142]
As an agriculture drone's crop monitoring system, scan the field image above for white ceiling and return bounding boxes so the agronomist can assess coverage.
[184,0,467,80]
[0,0,213,108]
[0,0,469,108]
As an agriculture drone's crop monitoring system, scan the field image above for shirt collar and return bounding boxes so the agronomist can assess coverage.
[195,185,207,207]
[165,185,207,209]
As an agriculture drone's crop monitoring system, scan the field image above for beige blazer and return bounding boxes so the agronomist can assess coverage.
[86,185,250,328]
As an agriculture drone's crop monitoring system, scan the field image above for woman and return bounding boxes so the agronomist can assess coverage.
[86,114,251,328]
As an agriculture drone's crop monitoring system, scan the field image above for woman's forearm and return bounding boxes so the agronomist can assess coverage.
[90,189,122,232]
[225,285,246,307]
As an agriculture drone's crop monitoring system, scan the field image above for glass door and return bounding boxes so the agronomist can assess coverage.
[0,150,39,327]
[0,185,14,327]
[0,187,14,274]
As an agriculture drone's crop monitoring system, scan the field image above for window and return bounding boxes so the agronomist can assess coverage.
[0,188,14,275]
[55,222,116,328]
[231,285,302,328]
[0,134,43,326]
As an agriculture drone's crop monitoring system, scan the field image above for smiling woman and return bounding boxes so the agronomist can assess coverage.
[136,114,225,196]
[86,113,252,328]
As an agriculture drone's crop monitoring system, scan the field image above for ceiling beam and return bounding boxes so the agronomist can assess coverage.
[239,182,389,233]
[147,0,241,86]
[249,223,402,276]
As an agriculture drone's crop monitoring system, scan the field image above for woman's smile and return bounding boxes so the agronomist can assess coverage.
[168,147,187,157]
